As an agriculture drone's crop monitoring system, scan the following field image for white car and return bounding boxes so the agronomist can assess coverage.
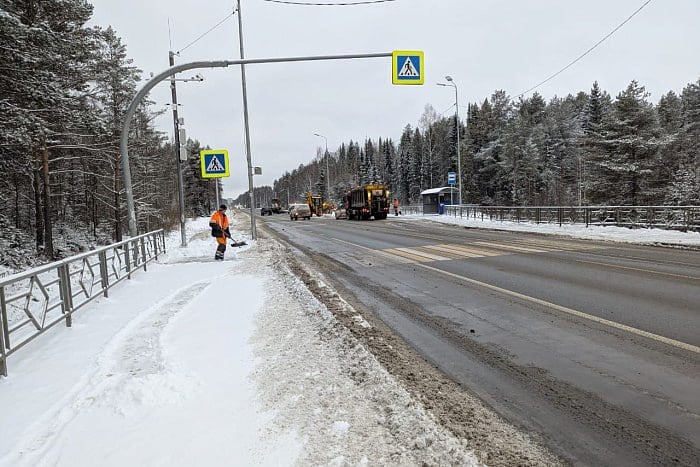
[289,203,311,221]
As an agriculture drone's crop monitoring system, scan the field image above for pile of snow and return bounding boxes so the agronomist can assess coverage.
[400,212,700,247]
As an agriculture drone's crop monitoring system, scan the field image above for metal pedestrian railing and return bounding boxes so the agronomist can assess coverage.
[442,205,700,232]
[0,230,166,377]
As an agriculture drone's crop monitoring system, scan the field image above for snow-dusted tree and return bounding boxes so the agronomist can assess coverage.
[397,125,413,204]
[473,91,512,204]
[580,81,612,204]
[588,81,662,205]
[541,95,583,205]
[408,128,424,202]
[666,78,700,204]
[418,104,439,189]
[90,26,142,240]
[0,0,98,256]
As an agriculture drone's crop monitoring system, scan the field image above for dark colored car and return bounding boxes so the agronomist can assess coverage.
[260,206,273,216]
[289,203,311,220]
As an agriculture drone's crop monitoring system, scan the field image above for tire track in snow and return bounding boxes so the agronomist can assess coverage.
[2,281,211,466]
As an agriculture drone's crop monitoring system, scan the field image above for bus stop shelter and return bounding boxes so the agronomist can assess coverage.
[421,187,459,214]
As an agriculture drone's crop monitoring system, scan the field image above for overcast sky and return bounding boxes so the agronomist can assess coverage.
[88,0,700,199]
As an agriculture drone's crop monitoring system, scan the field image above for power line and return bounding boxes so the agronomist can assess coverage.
[517,0,653,98]
[262,0,396,6]
[176,12,235,55]
[439,102,455,117]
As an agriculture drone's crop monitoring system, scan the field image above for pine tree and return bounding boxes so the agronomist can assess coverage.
[0,0,98,255]
[666,78,700,204]
[582,81,612,204]
[409,128,424,202]
[589,81,662,205]
[397,125,413,204]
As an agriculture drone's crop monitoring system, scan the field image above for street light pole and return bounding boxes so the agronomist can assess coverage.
[235,0,257,240]
[168,51,204,247]
[313,133,329,199]
[438,76,462,206]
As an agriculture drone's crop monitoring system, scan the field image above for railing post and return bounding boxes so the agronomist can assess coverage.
[99,251,109,298]
[124,242,132,279]
[140,237,147,272]
[0,287,8,377]
[153,233,159,260]
[58,265,73,327]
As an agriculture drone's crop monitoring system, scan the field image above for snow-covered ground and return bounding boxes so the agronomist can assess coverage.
[395,212,700,248]
[1,212,697,466]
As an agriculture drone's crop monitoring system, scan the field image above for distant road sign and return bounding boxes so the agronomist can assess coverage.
[392,50,424,85]
[447,171,456,185]
[200,149,230,178]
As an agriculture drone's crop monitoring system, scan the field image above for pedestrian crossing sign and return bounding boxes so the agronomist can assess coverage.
[200,149,230,178]
[392,50,424,85]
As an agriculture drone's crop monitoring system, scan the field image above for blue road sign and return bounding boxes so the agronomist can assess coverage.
[200,149,230,178]
[392,50,424,85]
[447,171,456,185]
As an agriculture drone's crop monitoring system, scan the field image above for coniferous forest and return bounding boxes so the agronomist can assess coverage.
[1,0,699,270]
[260,80,700,212]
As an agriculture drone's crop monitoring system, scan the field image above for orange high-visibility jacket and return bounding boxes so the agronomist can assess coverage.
[210,210,230,245]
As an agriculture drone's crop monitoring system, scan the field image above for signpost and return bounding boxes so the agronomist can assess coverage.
[447,171,456,204]
[200,149,230,209]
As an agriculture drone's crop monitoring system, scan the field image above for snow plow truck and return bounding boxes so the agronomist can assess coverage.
[344,184,390,220]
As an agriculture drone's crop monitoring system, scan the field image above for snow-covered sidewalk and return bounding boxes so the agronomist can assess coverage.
[0,216,481,466]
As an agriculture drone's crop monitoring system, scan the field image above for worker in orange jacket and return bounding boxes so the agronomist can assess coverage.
[209,204,231,260]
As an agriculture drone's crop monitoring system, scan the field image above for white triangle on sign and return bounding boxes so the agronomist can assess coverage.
[207,155,224,172]
[398,57,419,77]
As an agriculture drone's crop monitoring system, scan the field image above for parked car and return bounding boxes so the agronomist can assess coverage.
[260,206,273,216]
[289,203,311,220]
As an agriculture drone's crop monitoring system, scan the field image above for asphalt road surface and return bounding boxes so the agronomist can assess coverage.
[260,213,700,466]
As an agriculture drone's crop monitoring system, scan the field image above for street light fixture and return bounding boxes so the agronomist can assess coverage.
[437,75,462,206]
[313,133,330,200]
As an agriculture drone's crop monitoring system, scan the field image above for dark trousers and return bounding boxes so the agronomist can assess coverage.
[215,243,226,260]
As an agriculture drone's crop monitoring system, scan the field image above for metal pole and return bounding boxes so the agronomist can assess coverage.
[169,51,188,247]
[450,80,462,206]
[438,77,461,206]
[235,0,256,240]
